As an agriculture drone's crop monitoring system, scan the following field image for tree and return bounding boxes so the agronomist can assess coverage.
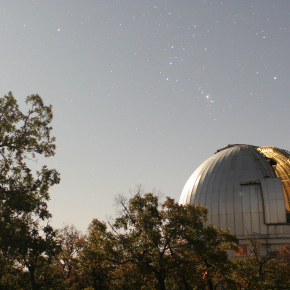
[57,224,87,288]
[84,190,238,290]
[19,225,61,290]
[275,244,290,289]
[79,220,119,290]
[0,92,60,289]
[232,235,282,290]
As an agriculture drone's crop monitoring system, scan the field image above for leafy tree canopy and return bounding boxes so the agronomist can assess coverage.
[83,190,239,290]
[0,92,60,289]
[0,91,59,222]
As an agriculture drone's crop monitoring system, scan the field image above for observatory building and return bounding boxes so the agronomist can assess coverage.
[179,144,290,253]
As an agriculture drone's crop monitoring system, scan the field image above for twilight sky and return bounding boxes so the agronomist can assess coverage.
[1,0,290,233]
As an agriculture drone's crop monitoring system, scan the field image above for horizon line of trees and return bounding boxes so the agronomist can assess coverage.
[1,92,290,290]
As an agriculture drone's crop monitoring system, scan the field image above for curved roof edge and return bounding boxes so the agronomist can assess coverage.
[215,144,259,154]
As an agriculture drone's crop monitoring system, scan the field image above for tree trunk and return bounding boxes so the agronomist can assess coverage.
[156,272,166,290]
[206,274,214,290]
[181,275,190,290]
[28,264,38,290]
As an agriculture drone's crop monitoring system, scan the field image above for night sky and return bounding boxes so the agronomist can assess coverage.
[1,0,290,232]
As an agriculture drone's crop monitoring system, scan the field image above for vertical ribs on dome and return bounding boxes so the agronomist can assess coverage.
[180,144,290,249]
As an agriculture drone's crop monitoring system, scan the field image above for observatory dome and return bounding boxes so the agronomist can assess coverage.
[179,144,290,248]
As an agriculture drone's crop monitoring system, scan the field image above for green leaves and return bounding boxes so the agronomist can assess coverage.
[0,92,60,289]
[83,191,239,290]
[0,92,55,161]
[0,91,59,218]
[232,236,290,290]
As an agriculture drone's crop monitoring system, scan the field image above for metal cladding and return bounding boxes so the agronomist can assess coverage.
[179,144,290,241]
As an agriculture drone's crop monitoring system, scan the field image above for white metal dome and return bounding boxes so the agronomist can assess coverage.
[180,144,290,245]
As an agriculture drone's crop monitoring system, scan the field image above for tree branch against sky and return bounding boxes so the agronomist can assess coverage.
[0,92,60,289]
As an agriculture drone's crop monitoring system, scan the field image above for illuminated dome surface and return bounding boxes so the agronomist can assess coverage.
[180,144,290,244]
